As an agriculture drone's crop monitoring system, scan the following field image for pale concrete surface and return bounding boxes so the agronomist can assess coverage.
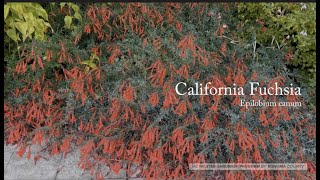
[4,144,143,180]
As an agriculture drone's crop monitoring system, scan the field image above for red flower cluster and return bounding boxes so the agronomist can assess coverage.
[4,3,315,180]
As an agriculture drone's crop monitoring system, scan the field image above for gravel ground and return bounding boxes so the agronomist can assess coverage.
[4,144,142,180]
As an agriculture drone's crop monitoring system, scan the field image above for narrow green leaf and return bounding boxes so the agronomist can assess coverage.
[15,22,28,38]
[29,3,48,21]
[26,26,35,39]
[71,4,80,12]
[5,28,18,42]
[60,3,66,10]
[88,62,97,69]
[34,30,44,41]
[43,22,53,33]
[81,60,92,65]
[33,19,45,32]
[4,5,10,20]
[64,16,73,29]
[10,4,24,14]
[81,60,97,69]
[74,12,82,21]
[23,12,35,22]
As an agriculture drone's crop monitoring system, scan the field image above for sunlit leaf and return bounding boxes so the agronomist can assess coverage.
[4,5,10,20]
[64,16,73,29]
[15,22,28,39]
[5,28,19,42]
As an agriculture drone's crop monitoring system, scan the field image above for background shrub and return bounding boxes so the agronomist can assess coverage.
[4,3,52,43]
[4,3,316,179]
[236,3,316,96]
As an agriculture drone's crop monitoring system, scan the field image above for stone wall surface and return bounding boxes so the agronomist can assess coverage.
[4,144,142,180]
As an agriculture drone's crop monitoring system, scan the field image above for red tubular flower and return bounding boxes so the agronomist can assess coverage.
[108,46,121,64]
[176,21,183,32]
[174,101,187,116]
[123,85,135,102]
[141,127,159,148]
[149,92,159,107]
